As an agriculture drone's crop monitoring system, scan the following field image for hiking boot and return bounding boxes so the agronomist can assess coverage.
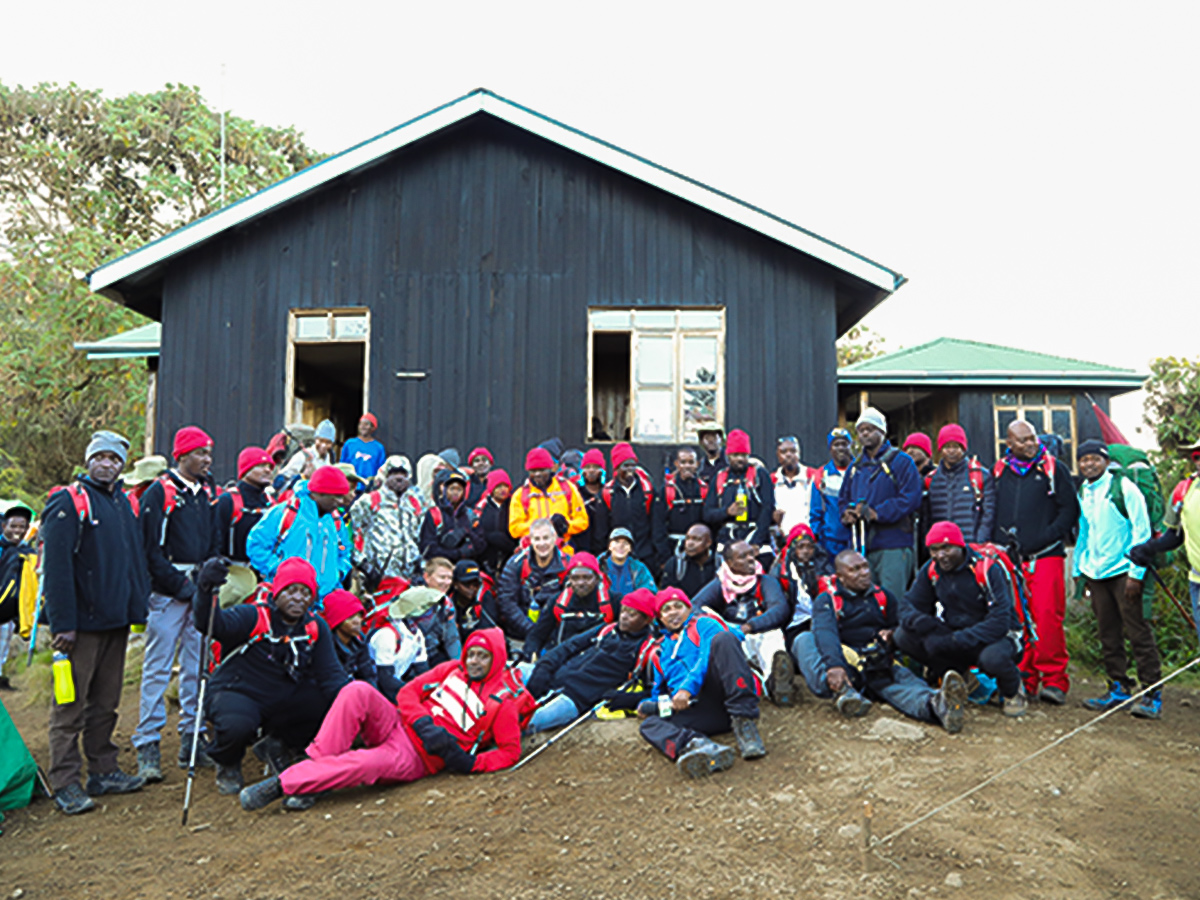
[1003,687,1028,718]
[1082,681,1132,712]
[835,685,872,718]
[215,764,245,796]
[252,735,291,776]
[137,743,164,784]
[178,733,216,769]
[675,736,737,778]
[86,769,145,797]
[283,792,321,811]
[239,776,283,811]
[966,669,997,706]
[0,675,17,691]
[769,651,797,707]
[931,670,967,734]
[731,715,767,760]
[1130,689,1163,720]
[1038,685,1067,706]
[53,782,96,816]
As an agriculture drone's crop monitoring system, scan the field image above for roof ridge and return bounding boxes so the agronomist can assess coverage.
[840,335,1139,375]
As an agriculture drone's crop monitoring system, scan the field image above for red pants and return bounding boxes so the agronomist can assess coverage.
[280,682,429,796]
[1019,557,1069,692]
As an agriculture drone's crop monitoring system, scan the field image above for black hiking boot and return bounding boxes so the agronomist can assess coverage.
[769,650,797,707]
[239,776,283,811]
[252,735,291,776]
[178,733,215,769]
[137,743,163,784]
[731,715,767,760]
[215,764,245,796]
[931,670,967,734]
[86,769,145,797]
[283,792,321,811]
[53,782,95,816]
[675,737,736,778]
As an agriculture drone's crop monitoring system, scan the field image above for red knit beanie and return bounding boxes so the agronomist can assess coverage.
[321,589,364,629]
[785,523,815,547]
[566,552,601,578]
[611,442,638,469]
[581,449,606,469]
[308,465,351,495]
[903,433,933,458]
[726,429,751,454]
[525,447,555,471]
[173,426,213,460]
[485,469,512,495]
[622,588,657,618]
[468,447,493,465]
[654,587,691,616]
[237,446,274,479]
[926,521,966,549]
[937,424,968,452]
[271,557,318,599]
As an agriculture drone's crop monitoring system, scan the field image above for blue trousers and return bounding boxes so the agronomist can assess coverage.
[133,592,203,748]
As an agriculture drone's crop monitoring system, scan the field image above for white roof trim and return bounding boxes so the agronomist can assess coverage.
[89,90,903,295]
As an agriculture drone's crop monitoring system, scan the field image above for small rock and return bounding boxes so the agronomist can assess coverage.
[13,890,26,899]
[1181,698,1193,708]
[945,872,964,888]
[866,718,927,742]
[837,824,862,840]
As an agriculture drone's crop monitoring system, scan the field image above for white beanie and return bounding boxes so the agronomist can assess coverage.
[315,419,336,442]
[855,407,887,434]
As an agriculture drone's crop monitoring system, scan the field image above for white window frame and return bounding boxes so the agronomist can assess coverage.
[992,392,1077,466]
[284,308,371,425]
[587,308,725,443]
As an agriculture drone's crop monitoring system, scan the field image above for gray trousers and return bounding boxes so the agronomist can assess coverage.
[868,547,914,600]
[133,592,203,748]
[48,628,128,790]
[792,631,936,723]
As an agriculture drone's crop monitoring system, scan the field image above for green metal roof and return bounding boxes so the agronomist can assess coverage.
[838,337,1146,390]
[73,323,160,360]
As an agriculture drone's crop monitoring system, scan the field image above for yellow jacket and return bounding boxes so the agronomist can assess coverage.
[508,476,589,539]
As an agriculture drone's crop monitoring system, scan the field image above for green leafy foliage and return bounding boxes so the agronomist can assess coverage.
[836,324,887,368]
[0,81,323,503]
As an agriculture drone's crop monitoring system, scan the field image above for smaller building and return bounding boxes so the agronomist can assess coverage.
[837,337,1146,467]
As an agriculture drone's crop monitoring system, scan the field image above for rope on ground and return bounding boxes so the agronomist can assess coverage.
[871,654,1200,850]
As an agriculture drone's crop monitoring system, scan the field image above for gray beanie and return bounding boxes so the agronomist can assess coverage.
[315,419,336,442]
[855,407,887,434]
[85,430,130,464]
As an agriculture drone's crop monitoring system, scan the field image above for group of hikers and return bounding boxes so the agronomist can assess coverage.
[2,405,1197,817]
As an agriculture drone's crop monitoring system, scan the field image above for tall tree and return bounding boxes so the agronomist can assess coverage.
[836,324,888,368]
[0,82,323,497]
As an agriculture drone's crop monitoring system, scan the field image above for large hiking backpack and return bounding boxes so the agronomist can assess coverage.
[1105,444,1165,532]
[926,543,1036,648]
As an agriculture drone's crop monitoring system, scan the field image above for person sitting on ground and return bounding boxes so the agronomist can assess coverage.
[419,470,485,563]
[637,588,766,778]
[695,540,794,706]
[660,522,717,600]
[350,455,426,582]
[447,559,527,644]
[193,557,350,797]
[321,589,378,689]
[475,469,517,576]
[521,588,657,733]
[366,589,429,702]
[771,523,831,653]
[239,628,523,813]
[407,559,461,666]
[793,548,968,732]
[895,522,1028,718]
[525,552,614,659]
[465,447,494,506]
[598,527,656,607]
[572,449,611,556]
[496,518,565,627]
[509,447,589,541]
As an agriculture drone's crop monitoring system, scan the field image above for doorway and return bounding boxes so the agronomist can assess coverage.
[590,331,631,441]
[285,309,370,445]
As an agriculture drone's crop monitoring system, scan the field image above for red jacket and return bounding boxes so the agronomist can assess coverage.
[397,627,522,774]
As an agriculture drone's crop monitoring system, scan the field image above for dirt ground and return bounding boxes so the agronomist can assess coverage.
[3,662,1199,900]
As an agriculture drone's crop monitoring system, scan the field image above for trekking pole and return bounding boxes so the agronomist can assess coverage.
[182,587,219,827]
[1138,561,1196,634]
[510,699,605,772]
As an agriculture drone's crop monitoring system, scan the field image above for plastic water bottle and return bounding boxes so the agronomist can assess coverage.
[52,652,75,705]
[735,484,749,523]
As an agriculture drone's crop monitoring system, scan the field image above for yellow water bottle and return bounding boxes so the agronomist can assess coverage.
[735,484,749,523]
[131,623,146,634]
[52,652,76,705]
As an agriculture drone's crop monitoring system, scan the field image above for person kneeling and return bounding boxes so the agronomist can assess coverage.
[239,628,521,812]
[792,549,967,733]
[895,522,1028,718]
[638,588,766,778]
[194,557,350,797]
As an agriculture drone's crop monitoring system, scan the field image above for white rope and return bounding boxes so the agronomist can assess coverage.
[872,654,1200,848]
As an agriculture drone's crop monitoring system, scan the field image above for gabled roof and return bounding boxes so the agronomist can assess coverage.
[87,88,904,302]
[73,322,160,360]
[838,337,1146,391]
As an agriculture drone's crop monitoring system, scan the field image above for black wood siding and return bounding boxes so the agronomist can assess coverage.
[156,117,842,481]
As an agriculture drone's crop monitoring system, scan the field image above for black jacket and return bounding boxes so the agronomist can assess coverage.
[525,586,610,658]
[660,553,717,600]
[526,622,651,710]
[991,458,1079,559]
[41,477,150,634]
[811,584,898,671]
[694,573,788,633]
[496,547,567,620]
[603,476,658,567]
[0,538,32,624]
[703,465,775,548]
[452,582,529,643]
[900,551,1016,651]
[571,486,611,556]
[215,480,273,563]
[652,476,707,564]
[140,471,220,599]
[476,497,517,576]
[928,459,996,546]
[419,499,485,562]
[698,454,727,485]
[333,633,378,687]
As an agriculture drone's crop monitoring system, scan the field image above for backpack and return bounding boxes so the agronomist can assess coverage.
[925,543,1036,647]
[47,481,134,552]
[517,475,574,515]
[550,582,615,627]
[926,457,987,511]
[1170,476,1197,516]
[490,665,537,733]
[664,472,708,508]
[1104,444,1165,532]
[602,468,655,516]
[816,575,889,617]
[272,498,346,556]
[993,452,1057,496]
[211,593,321,673]
[714,465,761,501]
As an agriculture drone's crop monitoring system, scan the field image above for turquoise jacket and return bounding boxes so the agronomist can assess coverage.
[1074,471,1150,582]
[246,482,352,599]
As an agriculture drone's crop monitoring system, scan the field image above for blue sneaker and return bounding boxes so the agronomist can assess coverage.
[1130,689,1163,720]
[966,669,998,706]
[1082,681,1131,712]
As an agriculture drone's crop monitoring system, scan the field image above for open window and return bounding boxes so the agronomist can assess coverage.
[588,309,724,443]
[285,309,370,442]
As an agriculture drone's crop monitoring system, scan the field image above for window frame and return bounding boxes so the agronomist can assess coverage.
[992,391,1077,467]
[284,308,371,426]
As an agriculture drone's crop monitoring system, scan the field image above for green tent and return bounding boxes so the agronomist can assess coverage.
[0,695,37,813]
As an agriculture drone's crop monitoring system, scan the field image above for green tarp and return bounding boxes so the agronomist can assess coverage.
[0,695,37,813]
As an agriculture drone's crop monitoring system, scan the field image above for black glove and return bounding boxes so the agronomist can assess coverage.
[359,561,384,594]
[1128,543,1153,569]
[196,557,231,596]
[550,514,569,538]
[411,716,457,756]
[601,688,644,711]
[446,528,470,549]
[908,614,940,637]
[439,743,476,775]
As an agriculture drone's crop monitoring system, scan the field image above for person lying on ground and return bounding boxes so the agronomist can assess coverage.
[238,628,522,812]
[637,588,766,778]
[794,548,968,733]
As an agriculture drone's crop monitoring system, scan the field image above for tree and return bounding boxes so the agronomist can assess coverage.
[836,324,888,368]
[0,82,323,498]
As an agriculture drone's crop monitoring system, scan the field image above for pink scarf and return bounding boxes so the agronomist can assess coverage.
[717,560,762,605]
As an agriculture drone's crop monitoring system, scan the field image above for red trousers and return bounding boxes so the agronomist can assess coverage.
[1019,556,1069,692]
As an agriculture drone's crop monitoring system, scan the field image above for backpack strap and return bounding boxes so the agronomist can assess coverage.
[967,456,986,510]
[1171,477,1196,514]
[272,500,302,554]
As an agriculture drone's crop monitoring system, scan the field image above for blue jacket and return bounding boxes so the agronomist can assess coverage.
[246,482,351,599]
[810,461,850,557]
[837,442,922,551]
[1074,472,1150,582]
[651,608,743,698]
[598,553,656,603]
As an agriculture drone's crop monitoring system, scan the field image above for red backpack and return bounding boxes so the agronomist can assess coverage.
[490,664,537,733]
[927,456,987,510]
[714,465,761,501]
[993,453,1057,496]
[550,581,615,626]
[1170,476,1196,515]
[817,574,889,617]
[663,472,708,508]
[601,468,655,516]
[210,591,320,672]
[925,543,1036,645]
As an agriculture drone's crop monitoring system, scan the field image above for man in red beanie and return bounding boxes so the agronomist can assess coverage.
[895,521,1028,718]
[508,447,588,540]
[602,443,660,571]
[466,447,494,506]
[928,424,995,545]
[215,446,275,578]
[703,429,775,552]
[902,433,936,566]
[238,628,521,812]
[133,425,221,782]
[572,449,611,555]
[525,551,613,658]
[519,587,657,732]
[475,469,518,576]
[189,555,350,797]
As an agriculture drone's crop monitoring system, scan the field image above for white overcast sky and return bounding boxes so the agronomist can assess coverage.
[6,1,1196,444]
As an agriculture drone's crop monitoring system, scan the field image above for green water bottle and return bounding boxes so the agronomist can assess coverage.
[52,652,76,705]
